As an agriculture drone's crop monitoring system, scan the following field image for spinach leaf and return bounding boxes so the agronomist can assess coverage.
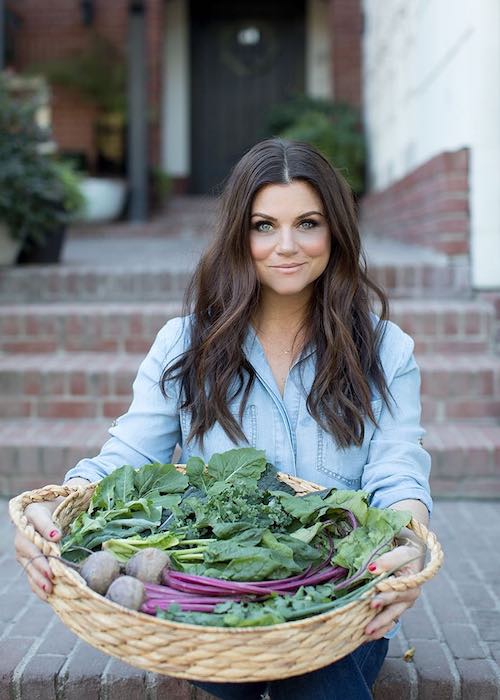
[332,507,412,577]
[207,447,267,485]
[134,462,188,497]
[185,456,211,493]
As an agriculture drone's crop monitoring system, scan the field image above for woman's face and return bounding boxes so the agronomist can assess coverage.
[249,180,331,300]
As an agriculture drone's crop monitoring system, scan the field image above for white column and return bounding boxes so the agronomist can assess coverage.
[305,0,332,99]
[161,0,190,177]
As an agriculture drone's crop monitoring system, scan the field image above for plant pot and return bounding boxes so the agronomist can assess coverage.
[95,112,127,175]
[0,222,23,266]
[77,177,127,223]
[16,225,67,265]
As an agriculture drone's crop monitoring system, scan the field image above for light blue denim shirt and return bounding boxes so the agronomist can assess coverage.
[65,314,432,512]
[64,314,432,639]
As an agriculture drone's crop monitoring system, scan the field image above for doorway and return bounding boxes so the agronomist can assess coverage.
[190,0,305,194]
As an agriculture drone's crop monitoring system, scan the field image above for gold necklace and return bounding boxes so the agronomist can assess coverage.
[257,330,300,356]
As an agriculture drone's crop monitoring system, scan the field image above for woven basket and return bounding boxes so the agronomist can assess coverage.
[9,471,444,682]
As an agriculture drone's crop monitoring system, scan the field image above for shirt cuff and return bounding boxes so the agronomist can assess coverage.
[383,619,401,639]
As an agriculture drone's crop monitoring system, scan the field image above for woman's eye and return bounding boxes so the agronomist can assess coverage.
[253,221,273,233]
[299,219,317,230]
[253,219,317,233]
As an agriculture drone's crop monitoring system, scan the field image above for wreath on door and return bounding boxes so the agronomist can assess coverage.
[217,20,279,77]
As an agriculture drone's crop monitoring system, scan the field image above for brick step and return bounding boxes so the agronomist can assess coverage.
[0,266,193,304]
[0,353,143,419]
[424,423,500,497]
[0,302,183,354]
[418,354,500,422]
[1,418,500,497]
[1,352,499,421]
[0,419,109,495]
[0,299,494,355]
[0,259,470,304]
[390,298,494,354]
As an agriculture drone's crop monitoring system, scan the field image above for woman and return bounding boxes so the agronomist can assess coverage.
[15,138,431,700]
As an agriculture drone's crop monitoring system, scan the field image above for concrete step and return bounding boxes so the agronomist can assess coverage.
[0,299,494,355]
[1,352,499,422]
[1,418,499,498]
[0,259,470,304]
[2,499,499,698]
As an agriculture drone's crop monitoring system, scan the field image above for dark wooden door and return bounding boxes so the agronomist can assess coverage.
[190,0,305,194]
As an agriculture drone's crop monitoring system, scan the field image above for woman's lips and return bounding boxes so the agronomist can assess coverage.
[270,263,305,272]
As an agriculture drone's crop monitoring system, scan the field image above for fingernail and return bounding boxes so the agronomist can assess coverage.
[42,583,47,592]
[368,563,377,572]
[49,529,59,539]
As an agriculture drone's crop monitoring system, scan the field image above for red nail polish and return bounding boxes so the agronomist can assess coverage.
[49,529,58,539]
[42,583,47,592]
[368,563,377,572]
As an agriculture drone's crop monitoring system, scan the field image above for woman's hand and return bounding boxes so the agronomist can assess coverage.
[13,477,90,602]
[364,534,426,641]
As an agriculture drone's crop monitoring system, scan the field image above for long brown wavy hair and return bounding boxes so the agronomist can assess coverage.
[161,138,390,449]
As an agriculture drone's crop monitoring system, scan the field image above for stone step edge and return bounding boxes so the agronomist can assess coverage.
[1,351,500,372]
[0,416,498,442]
[0,298,492,313]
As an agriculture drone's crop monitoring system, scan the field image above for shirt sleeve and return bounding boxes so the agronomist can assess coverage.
[361,330,433,516]
[63,318,185,484]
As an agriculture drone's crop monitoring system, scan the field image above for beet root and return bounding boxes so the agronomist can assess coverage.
[125,547,171,584]
[106,575,145,610]
[80,551,121,595]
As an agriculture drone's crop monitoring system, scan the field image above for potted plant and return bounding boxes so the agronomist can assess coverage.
[31,33,128,222]
[0,73,85,265]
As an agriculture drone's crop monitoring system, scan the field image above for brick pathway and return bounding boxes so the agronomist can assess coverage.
[2,498,500,698]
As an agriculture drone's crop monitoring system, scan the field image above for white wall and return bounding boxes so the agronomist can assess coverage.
[362,0,500,288]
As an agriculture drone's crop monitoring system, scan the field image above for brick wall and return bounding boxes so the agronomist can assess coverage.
[7,0,164,171]
[360,149,470,257]
[329,0,362,107]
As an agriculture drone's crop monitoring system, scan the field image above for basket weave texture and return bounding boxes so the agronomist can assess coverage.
[9,471,444,682]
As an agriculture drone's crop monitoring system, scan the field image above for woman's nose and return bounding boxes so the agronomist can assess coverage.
[276,227,298,254]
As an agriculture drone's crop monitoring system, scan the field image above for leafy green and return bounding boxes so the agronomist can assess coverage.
[272,488,370,527]
[102,531,183,562]
[158,584,338,627]
[207,448,268,485]
[332,507,412,577]
[185,448,269,495]
[60,462,188,561]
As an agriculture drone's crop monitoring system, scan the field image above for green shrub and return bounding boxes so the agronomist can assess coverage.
[0,75,85,249]
[264,95,365,195]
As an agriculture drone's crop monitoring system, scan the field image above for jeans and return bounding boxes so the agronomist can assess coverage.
[191,637,389,700]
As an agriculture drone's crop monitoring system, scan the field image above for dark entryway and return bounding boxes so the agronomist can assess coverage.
[190,0,305,195]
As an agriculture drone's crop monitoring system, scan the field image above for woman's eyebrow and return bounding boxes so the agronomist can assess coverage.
[250,210,324,220]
